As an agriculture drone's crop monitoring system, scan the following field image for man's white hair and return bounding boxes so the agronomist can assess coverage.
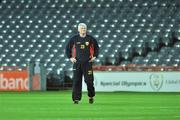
[78,23,87,30]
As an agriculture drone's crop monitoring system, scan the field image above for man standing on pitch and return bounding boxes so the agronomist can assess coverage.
[66,23,99,104]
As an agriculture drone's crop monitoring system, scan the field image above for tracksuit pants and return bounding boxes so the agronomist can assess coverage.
[72,61,95,101]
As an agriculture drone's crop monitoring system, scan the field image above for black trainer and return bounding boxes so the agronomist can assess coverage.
[74,100,79,104]
[89,98,94,104]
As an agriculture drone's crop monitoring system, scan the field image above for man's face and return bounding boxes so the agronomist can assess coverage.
[78,26,87,34]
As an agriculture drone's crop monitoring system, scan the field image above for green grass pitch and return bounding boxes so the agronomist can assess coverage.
[0,91,180,120]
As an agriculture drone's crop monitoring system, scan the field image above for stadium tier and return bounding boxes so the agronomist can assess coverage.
[0,0,180,74]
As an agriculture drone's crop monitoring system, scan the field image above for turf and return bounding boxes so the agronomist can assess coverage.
[0,91,180,120]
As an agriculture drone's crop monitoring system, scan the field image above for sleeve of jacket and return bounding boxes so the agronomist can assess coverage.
[91,37,99,58]
[65,37,75,58]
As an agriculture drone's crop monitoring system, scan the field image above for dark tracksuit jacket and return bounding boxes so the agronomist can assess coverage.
[66,34,99,101]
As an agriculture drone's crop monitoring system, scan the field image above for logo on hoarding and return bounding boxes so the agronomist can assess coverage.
[0,72,29,91]
[149,74,163,91]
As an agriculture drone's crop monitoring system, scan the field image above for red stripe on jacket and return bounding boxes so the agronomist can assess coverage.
[90,43,94,58]
[72,45,76,58]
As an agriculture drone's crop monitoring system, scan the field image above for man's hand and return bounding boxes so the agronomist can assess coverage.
[70,58,77,63]
[89,57,96,62]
